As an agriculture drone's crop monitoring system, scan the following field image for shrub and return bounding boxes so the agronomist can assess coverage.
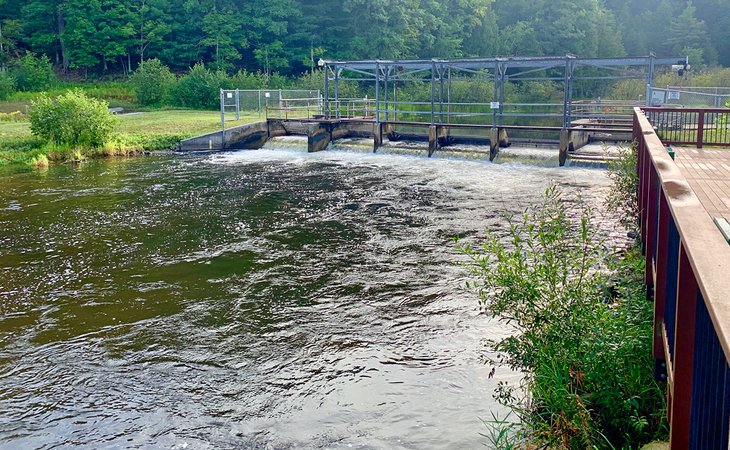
[0,72,16,100]
[29,89,116,147]
[459,185,665,448]
[170,63,227,109]
[606,142,640,235]
[230,69,267,90]
[130,59,176,106]
[10,53,56,92]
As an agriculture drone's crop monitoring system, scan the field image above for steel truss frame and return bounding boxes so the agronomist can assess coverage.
[322,54,688,128]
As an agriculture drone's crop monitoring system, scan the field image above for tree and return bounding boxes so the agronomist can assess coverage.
[20,0,68,71]
[667,1,716,67]
[199,1,243,71]
[131,0,170,65]
[130,57,175,105]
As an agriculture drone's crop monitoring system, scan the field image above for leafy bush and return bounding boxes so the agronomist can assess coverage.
[170,63,227,109]
[0,72,16,100]
[230,69,267,90]
[459,185,665,449]
[130,59,176,106]
[29,90,116,147]
[10,53,56,92]
[607,142,640,235]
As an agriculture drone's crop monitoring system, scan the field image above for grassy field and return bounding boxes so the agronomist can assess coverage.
[0,82,137,114]
[0,110,260,167]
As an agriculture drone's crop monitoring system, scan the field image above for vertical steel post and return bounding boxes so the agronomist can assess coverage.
[563,58,571,129]
[384,65,389,122]
[220,89,225,133]
[447,67,451,125]
[235,88,240,120]
[375,62,380,124]
[646,53,656,107]
[499,66,505,126]
[567,61,574,127]
[493,62,499,127]
[318,89,322,118]
[431,61,436,125]
[393,80,397,122]
[324,66,330,119]
[334,69,340,119]
[439,64,444,124]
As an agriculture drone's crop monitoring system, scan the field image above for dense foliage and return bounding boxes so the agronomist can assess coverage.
[9,53,56,91]
[129,58,174,106]
[0,71,15,99]
[459,179,665,447]
[0,0,726,77]
[29,89,116,147]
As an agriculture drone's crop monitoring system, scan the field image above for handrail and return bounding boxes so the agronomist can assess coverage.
[634,107,730,449]
[642,106,730,148]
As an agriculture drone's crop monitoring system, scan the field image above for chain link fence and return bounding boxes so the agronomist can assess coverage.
[220,89,322,123]
[650,87,730,108]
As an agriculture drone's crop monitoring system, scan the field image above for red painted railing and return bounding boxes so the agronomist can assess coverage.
[644,107,730,148]
[635,107,730,449]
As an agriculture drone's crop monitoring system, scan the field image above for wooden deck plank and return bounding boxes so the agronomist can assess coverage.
[674,146,730,219]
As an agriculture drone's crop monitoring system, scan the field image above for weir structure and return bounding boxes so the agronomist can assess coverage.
[180,54,688,165]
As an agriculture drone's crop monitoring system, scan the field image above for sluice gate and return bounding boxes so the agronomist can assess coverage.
[179,117,632,166]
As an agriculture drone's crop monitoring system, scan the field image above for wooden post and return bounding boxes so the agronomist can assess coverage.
[669,243,698,450]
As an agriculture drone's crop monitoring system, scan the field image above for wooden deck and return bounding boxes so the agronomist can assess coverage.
[673,146,730,222]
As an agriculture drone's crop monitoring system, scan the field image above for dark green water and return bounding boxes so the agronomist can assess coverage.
[0,144,612,448]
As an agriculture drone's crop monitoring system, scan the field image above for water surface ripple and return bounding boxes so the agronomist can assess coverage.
[0,146,613,449]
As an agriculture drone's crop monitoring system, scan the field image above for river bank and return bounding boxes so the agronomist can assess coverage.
[0,110,258,167]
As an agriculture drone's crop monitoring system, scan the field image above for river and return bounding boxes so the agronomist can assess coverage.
[0,142,614,449]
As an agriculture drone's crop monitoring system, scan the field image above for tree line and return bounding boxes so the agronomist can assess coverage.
[0,0,727,78]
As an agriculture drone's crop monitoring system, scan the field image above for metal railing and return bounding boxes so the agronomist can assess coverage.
[644,107,730,148]
[653,86,730,108]
[635,107,730,449]
[265,97,324,120]
[220,89,321,124]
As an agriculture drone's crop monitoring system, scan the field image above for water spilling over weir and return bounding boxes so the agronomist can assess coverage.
[0,146,618,448]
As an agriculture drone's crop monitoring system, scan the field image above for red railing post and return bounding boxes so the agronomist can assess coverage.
[653,191,670,363]
[697,111,705,149]
[669,243,698,449]
[645,164,659,291]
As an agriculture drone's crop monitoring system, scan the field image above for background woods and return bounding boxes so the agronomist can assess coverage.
[0,0,726,78]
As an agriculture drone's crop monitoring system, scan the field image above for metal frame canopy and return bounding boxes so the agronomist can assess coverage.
[321,54,688,128]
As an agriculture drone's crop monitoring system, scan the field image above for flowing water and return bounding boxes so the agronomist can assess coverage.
[0,142,615,449]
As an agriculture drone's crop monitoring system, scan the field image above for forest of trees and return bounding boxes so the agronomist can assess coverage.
[0,0,727,78]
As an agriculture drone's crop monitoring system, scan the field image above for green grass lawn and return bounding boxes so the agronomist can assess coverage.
[0,110,261,167]
[116,110,260,135]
